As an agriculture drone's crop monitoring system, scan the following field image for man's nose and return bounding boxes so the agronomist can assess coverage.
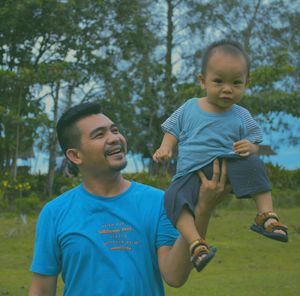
[107,131,121,143]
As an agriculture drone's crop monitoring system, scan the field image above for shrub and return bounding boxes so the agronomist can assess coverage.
[266,163,300,189]
[123,172,171,190]
[12,193,40,214]
[272,188,300,208]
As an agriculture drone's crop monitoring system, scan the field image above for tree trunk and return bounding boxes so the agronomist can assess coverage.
[165,0,174,113]
[10,86,23,180]
[45,81,60,198]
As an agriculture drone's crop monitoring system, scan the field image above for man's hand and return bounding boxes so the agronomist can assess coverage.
[197,159,230,208]
[233,139,258,157]
[194,159,231,238]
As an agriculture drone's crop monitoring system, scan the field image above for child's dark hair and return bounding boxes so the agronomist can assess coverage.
[56,102,102,156]
[201,39,250,77]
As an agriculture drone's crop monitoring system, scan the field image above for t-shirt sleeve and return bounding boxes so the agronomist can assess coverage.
[30,203,61,275]
[161,103,185,139]
[240,108,263,144]
[155,197,179,249]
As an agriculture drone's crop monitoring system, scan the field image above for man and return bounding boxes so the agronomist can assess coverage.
[29,102,227,296]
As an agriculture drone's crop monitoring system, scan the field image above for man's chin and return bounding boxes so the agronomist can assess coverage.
[112,160,127,172]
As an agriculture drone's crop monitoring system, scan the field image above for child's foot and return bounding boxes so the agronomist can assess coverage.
[189,239,217,272]
[250,211,288,242]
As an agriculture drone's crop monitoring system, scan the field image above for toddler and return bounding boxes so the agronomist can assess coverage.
[153,40,288,272]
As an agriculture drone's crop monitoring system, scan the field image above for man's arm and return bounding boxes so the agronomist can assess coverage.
[157,159,227,287]
[28,273,57,296]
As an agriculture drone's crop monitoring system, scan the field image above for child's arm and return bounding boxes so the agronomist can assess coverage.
[233,139,259,157]
[235,107,263,157]
[153,133,178,163]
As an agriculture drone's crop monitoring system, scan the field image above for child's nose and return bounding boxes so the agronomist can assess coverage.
[222,84,232,93]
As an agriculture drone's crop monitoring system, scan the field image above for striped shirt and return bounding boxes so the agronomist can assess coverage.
[162,98,263,180]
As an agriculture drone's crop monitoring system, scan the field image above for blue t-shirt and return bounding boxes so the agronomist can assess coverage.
[30,181,178,296]
[162,98,263,180]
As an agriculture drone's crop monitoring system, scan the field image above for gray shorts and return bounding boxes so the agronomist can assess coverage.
[164,155,272,226]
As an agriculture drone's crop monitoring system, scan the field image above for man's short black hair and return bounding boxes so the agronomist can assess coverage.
[56,102,102,156]
[201,39,250,78]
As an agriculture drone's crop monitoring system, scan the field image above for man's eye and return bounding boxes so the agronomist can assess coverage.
[112,128,119,133]
[95,133,104,138]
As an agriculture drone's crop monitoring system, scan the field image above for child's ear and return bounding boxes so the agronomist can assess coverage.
[197,74,206,90]
[245,78,251,87]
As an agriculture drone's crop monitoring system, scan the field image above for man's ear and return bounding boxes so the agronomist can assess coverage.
[197,74,206,90]
[66,148,82,166]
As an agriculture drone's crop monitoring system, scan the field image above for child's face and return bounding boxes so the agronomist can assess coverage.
[199,50,249,111]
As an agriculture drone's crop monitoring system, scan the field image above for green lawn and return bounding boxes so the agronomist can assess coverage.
[1,208,299,296]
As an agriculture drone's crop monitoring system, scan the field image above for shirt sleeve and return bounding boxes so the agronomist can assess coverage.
[240,108,263,144]
[161,103,186,139]
[30,203,61,275]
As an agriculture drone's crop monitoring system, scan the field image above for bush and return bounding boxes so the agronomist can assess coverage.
[1,164,299,214]
[12,193,41,214]
[266,163,300,189]
[52,173,81,196]
[272,188,300,208]
[123,172,171,190]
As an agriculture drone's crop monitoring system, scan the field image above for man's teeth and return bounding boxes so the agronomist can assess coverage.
[108,149,121,155]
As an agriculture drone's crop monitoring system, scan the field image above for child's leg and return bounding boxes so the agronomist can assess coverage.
[176,205,217,272]
[176,205,202,245]
[254,192,285,235]
[164,171,218,271]
[227,155,288,241]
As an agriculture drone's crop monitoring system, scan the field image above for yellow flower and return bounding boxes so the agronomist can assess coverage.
[2,180,8,188]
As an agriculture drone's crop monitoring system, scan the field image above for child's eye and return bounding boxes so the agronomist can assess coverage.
[213,79,222,84]
[233,80,243,85]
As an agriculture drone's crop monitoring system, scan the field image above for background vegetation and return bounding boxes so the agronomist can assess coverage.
[0,0,299,295]
[0,0,299,198]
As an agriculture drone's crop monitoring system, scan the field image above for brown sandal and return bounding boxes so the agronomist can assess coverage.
[189,238,217,272]
[250,211,288,242]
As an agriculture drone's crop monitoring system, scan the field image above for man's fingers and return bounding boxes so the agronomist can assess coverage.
[212,159,220,182]
[219,159,227,185]
[197,170,207,185]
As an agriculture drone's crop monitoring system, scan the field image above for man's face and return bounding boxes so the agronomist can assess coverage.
[74,114,127,173]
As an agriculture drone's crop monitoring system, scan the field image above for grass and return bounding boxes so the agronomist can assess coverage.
[0,208,299,296]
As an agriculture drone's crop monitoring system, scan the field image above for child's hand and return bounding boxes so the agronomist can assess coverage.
[153,147,173,163]
[233,139,258,157]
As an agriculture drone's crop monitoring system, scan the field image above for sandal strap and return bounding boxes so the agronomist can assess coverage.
[255,211,279,226]
[265,220,288,233]
[189,238,209,256]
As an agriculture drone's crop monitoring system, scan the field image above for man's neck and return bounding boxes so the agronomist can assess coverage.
[82,171,130,197]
